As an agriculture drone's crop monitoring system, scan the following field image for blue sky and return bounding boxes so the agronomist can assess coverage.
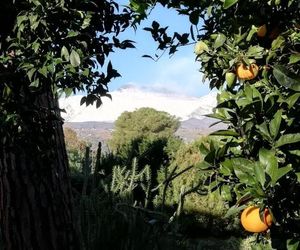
[108,2,211,97]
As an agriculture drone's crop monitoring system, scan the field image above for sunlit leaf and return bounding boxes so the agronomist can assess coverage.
[271,36,285,50]
[275,133,300,147]
[210,129,239,136]
[61,46,70,61]
[289,54,300,64]
[70,50,81,67]
[214,33,226,49]
[269,110,282,139]
[254,163,266,187]
[223,0,239,9]
[259,148,277,184]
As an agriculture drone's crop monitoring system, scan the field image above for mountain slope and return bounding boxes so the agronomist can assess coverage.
[59,86,217,122]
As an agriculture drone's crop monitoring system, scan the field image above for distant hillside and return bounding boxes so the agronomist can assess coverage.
[176,117,226,142]
[64,117,226,150]
[61,87,224,149]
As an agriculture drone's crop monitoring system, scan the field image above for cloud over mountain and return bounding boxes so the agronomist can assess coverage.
[59,86,217,122]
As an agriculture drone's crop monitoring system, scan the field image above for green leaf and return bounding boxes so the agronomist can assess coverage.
[289,150,300,157]
[246,25,258,41]
[296,173,300,183]
[250,185,265,197]
[61,46,70,61]
[82,13,92,29]
[195,161,212,170]
[259,148,278,184]
[269,110,282,139]
[38,66,48,78]
[213,33,226,49]
[82,68,90,77]
[271,36,285,50]
[256,122,271,140]
[221,185,232,202]
[30,19,40,30]
[285,93,300,109]
[3,84,12,98]
[29,79,40,88]
[275,133,300,147]
[66,30,79,38]
[220,162,232,175]
[17,15,28,26]
[64,88,73,98]
[223,0,238,9]
[194,41,209,55]
[29,14,38,26]
[207,5,213,17]
[274,165,292,183]
[246,45,264,58]
[32,41,40,53]
[289,54,300,64]
[224,204,247,218]
[70,50,81,67]
[287,239,300,250]
[254,163,266,187]
[27,68,36,81]
[233,165,255,184]
[210,129,239,137]
[273,65,300,91]
[199,143,209,156]
[288,0,295,7]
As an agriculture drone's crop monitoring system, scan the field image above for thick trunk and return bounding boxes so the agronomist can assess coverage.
[0,88,79,250]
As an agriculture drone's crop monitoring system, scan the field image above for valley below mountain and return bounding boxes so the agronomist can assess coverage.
[61,86,226,149]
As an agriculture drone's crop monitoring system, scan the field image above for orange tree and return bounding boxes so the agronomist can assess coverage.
[130,0,300,248]
[0,0,134,249]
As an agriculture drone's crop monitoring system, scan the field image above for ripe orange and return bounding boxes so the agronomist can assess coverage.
[236,63,259,80]
[241,206,272,233]
[257,24,267,37]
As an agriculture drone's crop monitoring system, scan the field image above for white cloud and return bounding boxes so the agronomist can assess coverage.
[59,86,217,123]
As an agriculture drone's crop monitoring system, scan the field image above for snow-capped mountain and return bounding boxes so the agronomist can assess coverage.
[59,86,217,122]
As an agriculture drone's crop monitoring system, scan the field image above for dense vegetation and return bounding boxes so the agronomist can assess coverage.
[1,0,299,249]
[0,0,134,248]
[64,108,275,249]
[129,0,300,249]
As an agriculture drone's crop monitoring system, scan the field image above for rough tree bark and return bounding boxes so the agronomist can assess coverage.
[0,86,79,250]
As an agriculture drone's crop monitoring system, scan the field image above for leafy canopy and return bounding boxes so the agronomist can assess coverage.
[109,107,180,153]
[0,0,135,141]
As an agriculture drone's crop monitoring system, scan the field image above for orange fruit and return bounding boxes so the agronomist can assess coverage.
[236,63,259,80]
[241,206,272,233]
[257,24,267,37]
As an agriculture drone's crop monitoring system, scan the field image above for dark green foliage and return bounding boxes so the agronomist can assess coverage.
[0,2,135,246]
[0,0,135,143]
[108,108,182,209]
[67,133,245,248]
[109,107,180,160]
[128,0,300,247]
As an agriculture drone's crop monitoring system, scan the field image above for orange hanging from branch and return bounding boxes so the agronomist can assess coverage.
[236,63,259,80]
[241,206,273,233]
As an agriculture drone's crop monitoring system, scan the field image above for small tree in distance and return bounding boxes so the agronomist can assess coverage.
[109,107,180,162]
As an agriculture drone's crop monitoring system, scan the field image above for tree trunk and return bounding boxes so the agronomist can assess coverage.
[0,87,79,250]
